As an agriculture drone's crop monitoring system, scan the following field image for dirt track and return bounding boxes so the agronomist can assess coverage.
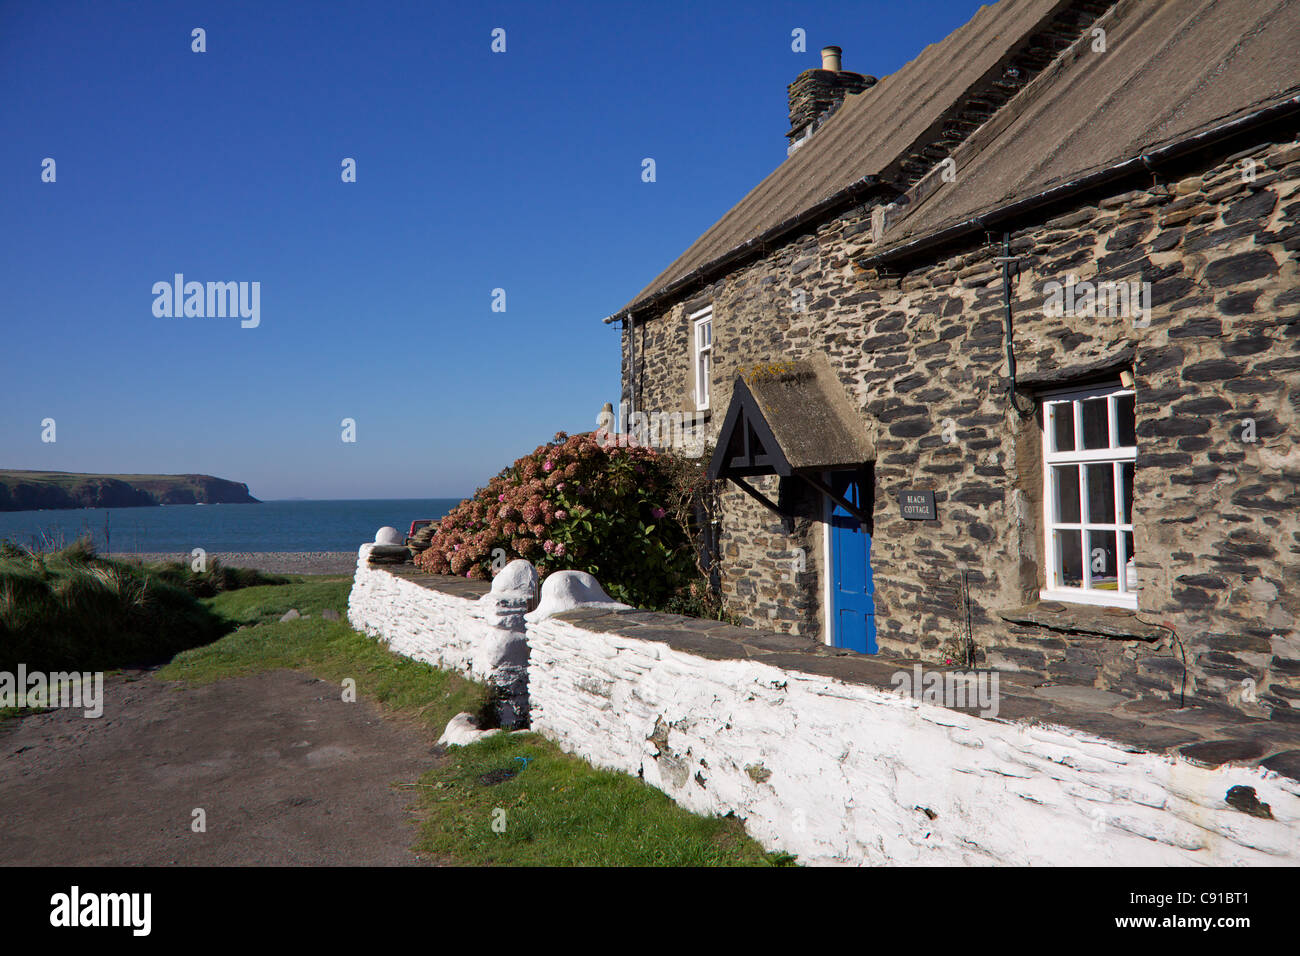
[0,669,438,866]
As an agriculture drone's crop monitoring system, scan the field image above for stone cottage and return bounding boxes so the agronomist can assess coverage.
[602,0,1300,719]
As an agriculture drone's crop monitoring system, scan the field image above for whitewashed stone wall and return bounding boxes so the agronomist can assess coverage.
[528,616,1300,867]
[348,545,486,676]
[348,546,536,725]
[349,552,1298,865]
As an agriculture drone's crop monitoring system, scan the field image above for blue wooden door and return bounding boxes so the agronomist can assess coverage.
[830,472,876,654]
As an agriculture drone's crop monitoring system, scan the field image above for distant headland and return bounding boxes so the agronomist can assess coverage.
[0,470,259,512]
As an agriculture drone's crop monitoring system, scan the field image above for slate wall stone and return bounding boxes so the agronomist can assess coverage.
[621,134,1300,719]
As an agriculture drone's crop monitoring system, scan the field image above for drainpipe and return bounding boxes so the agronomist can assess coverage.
[626,315,636,420]
[994,231,1030,416]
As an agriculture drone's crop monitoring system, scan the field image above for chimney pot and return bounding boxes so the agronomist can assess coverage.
[786,47,874,153]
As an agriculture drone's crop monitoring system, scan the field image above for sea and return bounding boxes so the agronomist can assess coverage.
[0,499,462,554]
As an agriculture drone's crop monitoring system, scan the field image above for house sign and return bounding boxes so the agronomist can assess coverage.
[899,489,936,520]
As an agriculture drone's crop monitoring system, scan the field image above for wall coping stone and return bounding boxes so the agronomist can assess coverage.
[1262,751,1300,779]
[383,565,492,600]
[366,544,412,565]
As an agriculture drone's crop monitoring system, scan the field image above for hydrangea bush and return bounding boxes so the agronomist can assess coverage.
[413,431,698,609]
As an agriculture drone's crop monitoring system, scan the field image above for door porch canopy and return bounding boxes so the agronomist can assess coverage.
[706,355,876,526]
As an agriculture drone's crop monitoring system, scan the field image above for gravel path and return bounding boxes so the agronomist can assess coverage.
[110,551,359,575]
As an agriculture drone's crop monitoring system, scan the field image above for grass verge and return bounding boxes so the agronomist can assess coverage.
[0,540,259,673]
[414,731,787,866]
[158,579,486,735]
[159,577,787,866]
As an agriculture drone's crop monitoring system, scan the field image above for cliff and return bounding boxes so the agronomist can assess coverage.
[0,471,260,512]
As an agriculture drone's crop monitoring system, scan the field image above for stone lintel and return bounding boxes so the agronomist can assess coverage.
[997,603,1167,641]
[1015,347,1136,389]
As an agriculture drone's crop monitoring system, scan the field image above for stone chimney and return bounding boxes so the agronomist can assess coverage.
[786,46,875,155]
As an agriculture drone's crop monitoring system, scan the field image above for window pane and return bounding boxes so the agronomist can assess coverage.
[1120,462,1134,524]
[1086,463,1116,524]
[1056,530,1083,587]
[1051,402,1075,452]
[1116,393,1136,447]
[1081,397,1110,449]
[1053,465,1080,522]
[1123,531,1136,591]
[1088,530,1118,590]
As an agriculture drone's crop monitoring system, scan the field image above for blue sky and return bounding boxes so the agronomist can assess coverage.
[1,0,987,499]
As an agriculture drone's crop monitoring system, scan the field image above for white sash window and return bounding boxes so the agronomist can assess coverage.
[1041,382,1137,608]
[692,307,712,411]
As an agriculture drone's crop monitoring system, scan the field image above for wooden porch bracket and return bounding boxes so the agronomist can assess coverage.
[799,470,871,527]
[731,476,795,535]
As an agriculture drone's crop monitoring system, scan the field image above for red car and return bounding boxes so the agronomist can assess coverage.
[406,519,433,545]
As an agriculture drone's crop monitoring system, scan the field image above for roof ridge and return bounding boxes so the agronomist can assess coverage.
[879,0,1136,244]
[612,0,1113,322]
[884,0,1116,189]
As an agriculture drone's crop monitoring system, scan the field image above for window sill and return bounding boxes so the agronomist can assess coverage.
[1039,587,1137,610]
[996,601,1166,642]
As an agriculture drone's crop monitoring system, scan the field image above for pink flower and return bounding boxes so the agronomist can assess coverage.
[554,542,566,556]
[651,507,666,519]
[555,509,568,520]
[543,460,555,472]
[498,494,506,502]
[543,540,556,554]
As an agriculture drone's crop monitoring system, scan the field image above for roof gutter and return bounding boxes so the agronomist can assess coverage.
[860,92,1300,270]
[602,175,885,324]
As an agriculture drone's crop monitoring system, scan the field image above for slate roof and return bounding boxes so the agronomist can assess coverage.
[618,0,1072,316]
[616,0,1300,319]
[878,0,1300,252]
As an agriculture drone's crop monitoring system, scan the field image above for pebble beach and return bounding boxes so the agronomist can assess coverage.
[109,551,359,576]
